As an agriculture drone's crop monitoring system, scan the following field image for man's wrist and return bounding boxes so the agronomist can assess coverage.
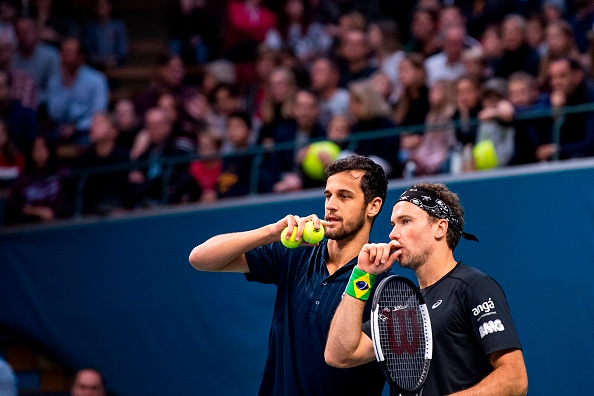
[344,267,377,301]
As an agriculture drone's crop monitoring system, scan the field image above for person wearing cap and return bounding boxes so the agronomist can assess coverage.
[325,182,528,396]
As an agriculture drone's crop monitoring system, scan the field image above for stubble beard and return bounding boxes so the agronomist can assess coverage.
[325,208,367,241]
[398,249,430,272]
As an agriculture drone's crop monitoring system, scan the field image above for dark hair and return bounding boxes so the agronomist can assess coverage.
[410,182,464,250]
[325,154,388,222]
[228,110,252,130]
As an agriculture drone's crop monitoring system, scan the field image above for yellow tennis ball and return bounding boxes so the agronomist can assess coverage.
[473,140,498,170]
[303,221,325,244]
[281,226,302,248]
[302,141,341,180]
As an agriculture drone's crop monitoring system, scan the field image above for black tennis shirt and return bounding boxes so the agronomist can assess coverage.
[363,262,522,395]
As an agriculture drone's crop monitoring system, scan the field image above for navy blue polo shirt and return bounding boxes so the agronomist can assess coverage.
[245,239,386,396]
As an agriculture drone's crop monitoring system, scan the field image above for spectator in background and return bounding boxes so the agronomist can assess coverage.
[347,80,400,176]
[480,24,504,79]
[257,66,296,146]
[337,29,377,88]
[84,0,128,69]
[46,37,109,149]
[507,71,552,165]
[31,0,79,48]
[0,119,24,185]
[265,0,332,64]
[12,16,60,105]
[537,20,580,90]
[453,75,482,151]
[309,56,349,129]
[75,112,129,215]
[168,0,221,65]
[461,46,488,84]
[217,111,255,198]
[244,44,279,117]
[367,20,405,93]
[475,77,516,167]
[113,98,140,151]
[223,0,277,62]
[189,129,222,203]
[438,5,482,50]
[179,89,216,140]
[263,89,326,193]
[70,367,106,396]
[424,24,467,87]
[0,32,38,110]
[525,13,547,57]
[542,0,565,23]
[0,69,38,154]
[209,83,245,147]
[537,57,594,161]
[493,14,541,78]
[134,54,193,117]
[403,7,441,58]
[201,59,237,99]
[394,53,430,162]
[127,107,191,207]
[408,79,457,176]
[5,136,64,225]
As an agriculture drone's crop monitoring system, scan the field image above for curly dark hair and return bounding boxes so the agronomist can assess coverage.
[325,154,388,223]
[412,182,465,250]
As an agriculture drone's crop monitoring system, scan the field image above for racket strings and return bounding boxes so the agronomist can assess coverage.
[377,282,429,390]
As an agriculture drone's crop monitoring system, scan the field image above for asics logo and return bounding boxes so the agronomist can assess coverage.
[432,300,442,309]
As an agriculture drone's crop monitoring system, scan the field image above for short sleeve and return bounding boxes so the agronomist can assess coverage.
[244,243,283,285]
[465,276,522,356]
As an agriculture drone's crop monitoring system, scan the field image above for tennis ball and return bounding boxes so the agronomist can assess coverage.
[302,141,341,180]
[473,140,498,170]
[281,226,302,248]
[302,221,324,244]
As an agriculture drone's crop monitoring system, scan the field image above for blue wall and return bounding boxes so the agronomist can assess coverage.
[1,161,594,395]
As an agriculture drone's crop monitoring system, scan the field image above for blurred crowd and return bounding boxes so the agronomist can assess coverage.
[2,0,594,226]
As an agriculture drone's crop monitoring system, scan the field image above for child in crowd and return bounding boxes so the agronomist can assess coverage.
[189,130,222,203]
[408,80,457,176]
[475,77,515,168]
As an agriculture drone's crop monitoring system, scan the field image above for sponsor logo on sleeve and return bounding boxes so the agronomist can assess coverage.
[472,298,500,321]
[478,319,505,339]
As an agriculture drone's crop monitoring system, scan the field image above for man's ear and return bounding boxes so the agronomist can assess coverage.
[435,218,449,239]
[367,197,382,218]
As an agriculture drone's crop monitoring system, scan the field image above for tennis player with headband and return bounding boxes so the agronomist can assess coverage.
[325,182,528,395]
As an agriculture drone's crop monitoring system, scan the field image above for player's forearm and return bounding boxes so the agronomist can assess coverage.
[188,225,277,272]
[325,296,374,368]
[448,349,528,396]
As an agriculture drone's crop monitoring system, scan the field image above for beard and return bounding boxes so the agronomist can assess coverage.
[398,248,430,271]
[325,207,367,241]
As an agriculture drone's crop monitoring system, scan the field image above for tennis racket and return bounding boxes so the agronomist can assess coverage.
[370,275,432,396]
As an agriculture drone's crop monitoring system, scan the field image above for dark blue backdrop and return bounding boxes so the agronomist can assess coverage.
[1,161,594,395]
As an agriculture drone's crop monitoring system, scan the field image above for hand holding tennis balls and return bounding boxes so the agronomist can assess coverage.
[303,221,324,244]
[280,221,325,248]
[281,226,302,248]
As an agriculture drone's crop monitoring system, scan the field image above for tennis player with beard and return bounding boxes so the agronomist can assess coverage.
[189,154,389,396]
[325,182,528,395]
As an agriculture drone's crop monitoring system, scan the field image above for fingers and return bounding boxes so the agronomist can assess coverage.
[282,214,324,241]
[358,242,401,274]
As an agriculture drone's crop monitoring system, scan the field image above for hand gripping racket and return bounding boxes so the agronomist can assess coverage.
[371,275,433,396]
